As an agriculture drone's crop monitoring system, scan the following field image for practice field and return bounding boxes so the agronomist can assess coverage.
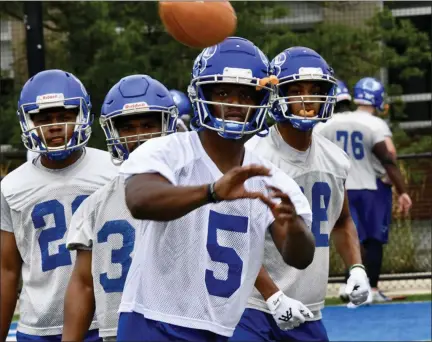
[7,300,431,341]
[323,301,432,341]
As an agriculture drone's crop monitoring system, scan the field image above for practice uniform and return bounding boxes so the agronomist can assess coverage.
[117,131,312,341]
[230,126,350,341]
[315,110,390,242]
[66,175,140,340]
[1,148,117,340]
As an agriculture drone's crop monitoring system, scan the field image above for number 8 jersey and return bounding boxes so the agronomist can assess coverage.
[0,148,118,336]
[66,175,140,339]
[118,131,312,337]
[245,127,350,320]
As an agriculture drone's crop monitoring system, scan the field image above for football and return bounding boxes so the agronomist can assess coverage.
[159,1,237,49]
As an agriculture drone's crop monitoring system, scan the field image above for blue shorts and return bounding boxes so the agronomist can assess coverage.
[117,311,228,342]
[230,308,329,342]
[348,180,392,244]
[16,329,100,341]
[376,178,393,242]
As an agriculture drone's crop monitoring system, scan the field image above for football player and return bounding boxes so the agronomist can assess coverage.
[62,74,178,341]
[1,69,117,341]
[334,79,352,114]
[316,77,412,303]
[170,89,192,131]
[116,37,314,341]
[231,47,369,342]
[337,78,410,303]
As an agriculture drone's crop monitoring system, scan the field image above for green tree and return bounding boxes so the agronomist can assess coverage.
[1,2,430,152]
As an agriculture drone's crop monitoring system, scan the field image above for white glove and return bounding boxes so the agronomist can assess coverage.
[345,265,370,307]
[266,291,314,330]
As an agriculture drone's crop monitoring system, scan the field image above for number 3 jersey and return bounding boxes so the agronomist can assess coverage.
[246,126,350,320]
[315,110,390,190]
[118,131,312,337]
[0,148,118,336]
[66,175,140,339]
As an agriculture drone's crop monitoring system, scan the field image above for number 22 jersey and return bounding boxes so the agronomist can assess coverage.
[118,131,312,337]
[0,148,118,336]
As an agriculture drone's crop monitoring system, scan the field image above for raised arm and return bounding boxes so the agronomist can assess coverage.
[125,164,273,221]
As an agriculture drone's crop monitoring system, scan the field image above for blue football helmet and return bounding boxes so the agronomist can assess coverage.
[100,75,178,163]
[336,79,352,103]
[353,77,385,112]
[169,89,192,117]
[17,69,92,160]
[270,47,337,131]
[188,36,274,139]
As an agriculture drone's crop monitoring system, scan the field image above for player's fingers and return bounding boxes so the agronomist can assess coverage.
[344,282,355,295]
[242,191,272,205]
[300,306,314,319]
[295,313,306,324]
[267,186,293,204]
[235,164,272,180]
[258,194,278,209]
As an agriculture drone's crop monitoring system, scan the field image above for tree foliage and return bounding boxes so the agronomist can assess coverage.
[0,1,430,151]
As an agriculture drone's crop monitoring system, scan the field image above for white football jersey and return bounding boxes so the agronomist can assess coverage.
[118,131,312,337]
[246,126,350,320]
[315,110,389,190]
[66,175,140,338]
[371,118,392,177]
[0,148,118,336]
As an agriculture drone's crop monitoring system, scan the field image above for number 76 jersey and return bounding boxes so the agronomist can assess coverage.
[66,175,140,339]
[0,148,117,336]
[315,110,390,190]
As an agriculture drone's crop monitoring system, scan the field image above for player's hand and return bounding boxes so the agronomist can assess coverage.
[260,185,297,225]
[345,266,370,306]
[266,291,314,330]
[213,164,271,201]
[398,193,412,215]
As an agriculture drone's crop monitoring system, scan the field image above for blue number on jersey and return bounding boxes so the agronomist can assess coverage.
[71,195,89,215]
[32,194,88,272]
[299,183,331,247]
[205,210,248,298]
[336,130,364,160]
[311,182,331,247]
[97,220,135,293]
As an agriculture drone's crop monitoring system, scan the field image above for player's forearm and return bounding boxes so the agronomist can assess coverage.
[0,271,19,341]
[62,276,95,341]
[275,217,315,269]
[254,266,280,301]
[126,177,209,221]
[383,164,407,195]
[331,217,362,268]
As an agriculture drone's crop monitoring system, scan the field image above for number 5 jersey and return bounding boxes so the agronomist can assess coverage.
[245,126,351,321]
[0,147,118,336]
[117,131,312,337]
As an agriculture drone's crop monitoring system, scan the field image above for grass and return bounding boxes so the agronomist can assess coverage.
[325,292,432,306]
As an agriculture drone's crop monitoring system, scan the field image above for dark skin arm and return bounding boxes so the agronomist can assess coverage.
[254,266,280,301]
[0,231,22,341]
[62,250,95,342]
[372,141,406,195]
[266,186,315,270]
[125,174,209,221]
[125,164,273,221]
[254,186,315,300]
[331,189,362,267]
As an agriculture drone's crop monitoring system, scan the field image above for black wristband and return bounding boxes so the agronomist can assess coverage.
[207,182,221,203]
